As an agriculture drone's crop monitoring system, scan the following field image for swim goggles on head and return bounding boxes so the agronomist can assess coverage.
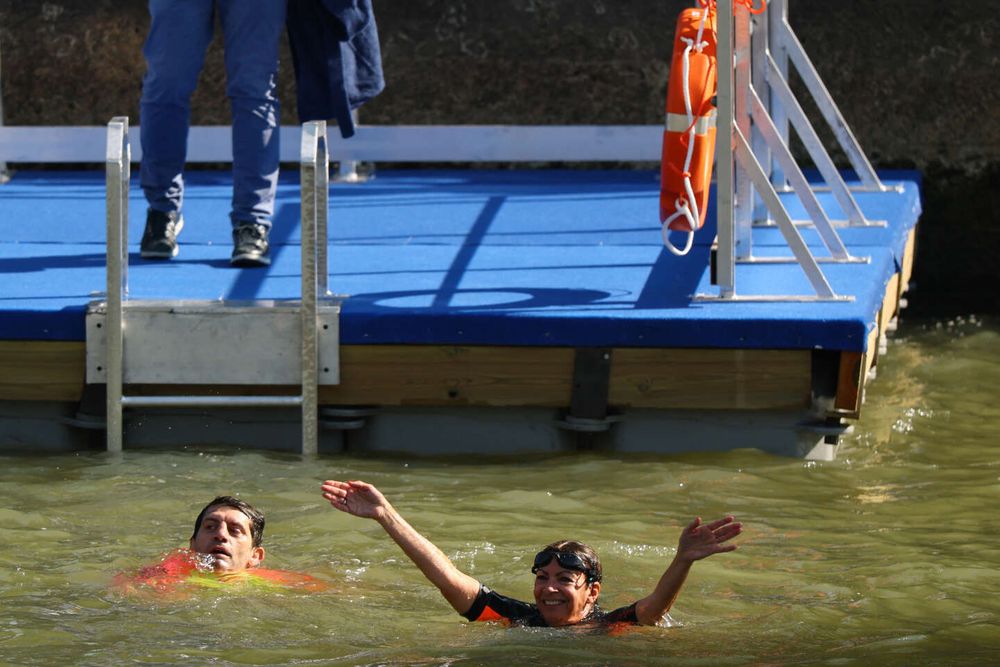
[531,550,601,582]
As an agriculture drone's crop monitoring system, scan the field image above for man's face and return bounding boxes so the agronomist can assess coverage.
[189,505,265,573]
[532,560,601,626]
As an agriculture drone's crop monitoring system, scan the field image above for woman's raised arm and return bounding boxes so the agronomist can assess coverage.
[321,480,482,614]
[633,515,742,626]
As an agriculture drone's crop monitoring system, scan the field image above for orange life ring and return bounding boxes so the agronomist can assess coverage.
[659,5,718,255]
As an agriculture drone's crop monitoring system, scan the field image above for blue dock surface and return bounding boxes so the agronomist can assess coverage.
[0,169,920,352]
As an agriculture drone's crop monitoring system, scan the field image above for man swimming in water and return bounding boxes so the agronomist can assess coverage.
[320,479,741,627]
[115,496,323,593]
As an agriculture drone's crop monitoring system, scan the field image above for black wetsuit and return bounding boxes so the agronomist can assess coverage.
[461,585,639,627]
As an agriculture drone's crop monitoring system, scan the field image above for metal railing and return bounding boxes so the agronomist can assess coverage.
[102,118,333,454]
[767,0,886,194]
[298,119,330,452]
[3,124,663,164]
[704,0,890,302]
[104,117,130,450]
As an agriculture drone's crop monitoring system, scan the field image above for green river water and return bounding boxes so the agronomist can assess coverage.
[1,316,998,665]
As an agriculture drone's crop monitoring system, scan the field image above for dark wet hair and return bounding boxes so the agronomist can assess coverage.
[536,540,603,584]
[192,496,265,547]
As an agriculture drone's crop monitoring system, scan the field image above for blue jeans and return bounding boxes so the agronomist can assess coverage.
[140,0,286,229]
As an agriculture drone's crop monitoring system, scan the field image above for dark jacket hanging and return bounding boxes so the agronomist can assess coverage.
[287,0,385,139]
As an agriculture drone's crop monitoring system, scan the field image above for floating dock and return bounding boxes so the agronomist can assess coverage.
[0,0,921,459]
[0,166,919,459]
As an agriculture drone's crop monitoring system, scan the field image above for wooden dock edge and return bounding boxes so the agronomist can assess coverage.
[832,226,917,418]
[0,342,812,411]
[0,225,917,422]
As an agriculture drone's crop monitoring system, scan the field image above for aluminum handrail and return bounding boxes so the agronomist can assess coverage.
[764,54,873,227]
[705,0,855,302]
[0,125,664,163]
[770,3,886,192]
[715,0,736,298]
[748,88,852,260]
[105,116,130,453]
[299,119,330,456]
[102,118,332,454]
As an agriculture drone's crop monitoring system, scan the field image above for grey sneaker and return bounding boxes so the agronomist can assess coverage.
[230,223,271,267]
[140,209,184,259]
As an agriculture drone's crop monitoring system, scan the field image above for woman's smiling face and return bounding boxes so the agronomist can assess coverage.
[532,560,601,626]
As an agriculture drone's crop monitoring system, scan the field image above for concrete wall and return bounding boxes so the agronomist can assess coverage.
[1,1,996,314]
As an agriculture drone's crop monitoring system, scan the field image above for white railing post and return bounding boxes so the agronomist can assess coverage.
[768,0,790,191]
[750,8,772,223]
[715,0,736,298]
[734,3,754,259]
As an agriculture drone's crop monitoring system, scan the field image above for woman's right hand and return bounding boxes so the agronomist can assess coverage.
[675,515,742,563]
[321,480,391,521]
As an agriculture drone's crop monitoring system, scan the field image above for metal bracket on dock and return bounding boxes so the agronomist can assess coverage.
[319,406,379,432]
[97,117,337,454]
[556,348,622,434]
[699,0,891,303]
[796,417,853,461]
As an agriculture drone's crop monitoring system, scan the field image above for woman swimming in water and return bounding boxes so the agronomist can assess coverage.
[320,479,741,628]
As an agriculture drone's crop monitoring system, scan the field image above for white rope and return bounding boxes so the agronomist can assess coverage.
[663,6,711,257]
[661,200,696,256]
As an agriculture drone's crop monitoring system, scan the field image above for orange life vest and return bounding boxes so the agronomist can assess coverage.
[112,549,328,597]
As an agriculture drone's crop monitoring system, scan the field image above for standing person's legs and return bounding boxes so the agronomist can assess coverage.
[139,0,215,258]
[140,0,215,216]
[219,0,285,266]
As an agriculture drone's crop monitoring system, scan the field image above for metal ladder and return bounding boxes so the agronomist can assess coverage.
[90,117,338,454]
